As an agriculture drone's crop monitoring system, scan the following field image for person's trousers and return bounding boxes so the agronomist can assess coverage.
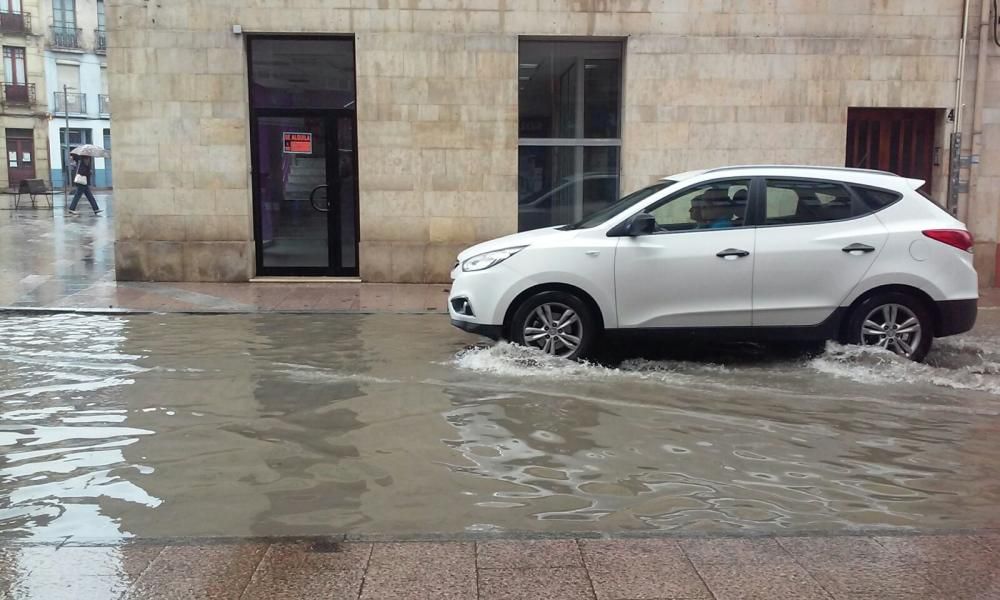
[69,184,99,212]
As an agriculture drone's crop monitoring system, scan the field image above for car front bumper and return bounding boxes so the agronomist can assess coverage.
[450,318,503,340]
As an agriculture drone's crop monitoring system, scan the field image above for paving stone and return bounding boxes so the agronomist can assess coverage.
[680,537,797,566]
[872,534,994,564]
[360,568,476,600]
[973,533,1000,553]
[581,541,711,600]
[125,544,267,600]
[51,544,164,579]
[257,541,372,571]
[579,539,686,570]
[243,567,364,600]
[477,540,583,569]
[917,558,1000,600]
[6,575,132,600]
[798,560,941,599]
[0,546,62,597]
[776,536,892,565]
[478,567,595,600]
[695,562,833,600]
[241,542,370,599]
[368,542,475,575]
[361,542,477,600]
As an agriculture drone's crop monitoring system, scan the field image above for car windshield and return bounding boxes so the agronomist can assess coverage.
[561,181,675,230]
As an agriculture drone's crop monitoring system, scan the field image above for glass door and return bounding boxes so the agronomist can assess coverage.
[248,36,358,277]
[252,111,358,276]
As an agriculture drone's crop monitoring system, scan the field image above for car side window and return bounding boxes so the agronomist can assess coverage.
[853,186,902,213]
[647,179,751,232]
[764,179,854,225]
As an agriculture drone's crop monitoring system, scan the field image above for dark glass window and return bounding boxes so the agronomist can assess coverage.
[854,186,902,212]
[764,180,855,225]
[518,39,623,231]
[53,0,75,28]
[249,38,356,111]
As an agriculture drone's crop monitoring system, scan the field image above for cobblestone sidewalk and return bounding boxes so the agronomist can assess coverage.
[3,532,1000,599]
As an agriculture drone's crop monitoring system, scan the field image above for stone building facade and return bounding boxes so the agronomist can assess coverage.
[106,1,1000,285]
[1,0,50,197]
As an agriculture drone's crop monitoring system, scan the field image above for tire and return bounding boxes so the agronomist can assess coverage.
[510,291,598,361]
[844,291,934,362]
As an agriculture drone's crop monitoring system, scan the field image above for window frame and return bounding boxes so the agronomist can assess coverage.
[52,0,76,29]
[636,177,755,236]
[751,176,904,229]
[3,46,26,84]
[517,38,625,230]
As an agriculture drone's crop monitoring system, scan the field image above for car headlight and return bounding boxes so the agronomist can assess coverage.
[462,246,527,272]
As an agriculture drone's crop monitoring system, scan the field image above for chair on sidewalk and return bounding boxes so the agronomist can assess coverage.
[14,179,55,209]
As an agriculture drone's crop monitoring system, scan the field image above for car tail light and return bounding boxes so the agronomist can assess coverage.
[923,229,974,253]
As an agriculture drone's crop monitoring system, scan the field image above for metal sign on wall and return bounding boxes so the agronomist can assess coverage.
[283,132,313,154]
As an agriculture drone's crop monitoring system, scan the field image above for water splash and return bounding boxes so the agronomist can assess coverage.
[810,339,1000,395]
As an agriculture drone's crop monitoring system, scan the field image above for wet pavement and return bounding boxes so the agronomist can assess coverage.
[3,310,1000,545]
[2,533,999,599]
[1,196,450,313]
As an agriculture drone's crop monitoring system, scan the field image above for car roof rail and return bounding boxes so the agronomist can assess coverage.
[703,164,901,178]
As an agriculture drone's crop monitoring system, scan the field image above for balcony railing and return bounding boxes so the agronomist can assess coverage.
[98,94,110,115]
[0,11,31,34]
[54,91,87,115]
[50,25,82,50]
[95,28,107,53]
[3,83,36,106]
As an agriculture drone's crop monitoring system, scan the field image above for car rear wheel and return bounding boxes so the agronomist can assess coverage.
[510,291,597,361]
[845,292,933,362]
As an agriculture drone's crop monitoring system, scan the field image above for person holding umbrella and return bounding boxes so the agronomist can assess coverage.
[67,144,107,216]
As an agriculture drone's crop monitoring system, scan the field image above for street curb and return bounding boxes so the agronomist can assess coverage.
[3,526,998,548]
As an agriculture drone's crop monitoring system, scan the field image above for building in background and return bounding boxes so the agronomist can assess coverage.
[0,0,50,194]
[42,0,110,189]
[107,3,999,285]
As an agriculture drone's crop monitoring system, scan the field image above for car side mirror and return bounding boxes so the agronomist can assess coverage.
[626,213,657,236]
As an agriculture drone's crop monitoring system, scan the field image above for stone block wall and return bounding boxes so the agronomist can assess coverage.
[107,0,998,284]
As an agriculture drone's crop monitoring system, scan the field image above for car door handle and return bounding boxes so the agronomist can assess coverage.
[842,243,876,254]
[717,248,750,259]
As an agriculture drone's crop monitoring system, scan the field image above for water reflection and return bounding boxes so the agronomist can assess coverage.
[0,315,159,540]
[1,312,999,542]
[441,341,1000,533]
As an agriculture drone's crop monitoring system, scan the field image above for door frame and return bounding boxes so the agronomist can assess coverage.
[5,128,35,186]
[249,109,360,277]
[246,34,360,278]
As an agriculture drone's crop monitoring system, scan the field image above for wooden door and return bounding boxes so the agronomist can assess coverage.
[5,129,35,187]
[846,108,936,192]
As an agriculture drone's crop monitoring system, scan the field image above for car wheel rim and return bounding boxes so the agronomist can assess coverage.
[523,302,583,358]
[860,303,922,358]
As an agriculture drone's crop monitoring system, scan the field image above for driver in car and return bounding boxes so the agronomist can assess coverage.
[690,188,738,229]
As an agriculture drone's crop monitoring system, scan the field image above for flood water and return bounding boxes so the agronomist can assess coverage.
[2,311,1000,542]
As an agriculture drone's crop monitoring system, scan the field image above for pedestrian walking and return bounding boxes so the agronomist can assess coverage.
[66,144,109,216]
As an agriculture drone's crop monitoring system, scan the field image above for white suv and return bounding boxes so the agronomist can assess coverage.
[449,166,978,362]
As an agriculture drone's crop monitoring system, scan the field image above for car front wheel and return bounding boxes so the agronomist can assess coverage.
[510,291,597,361]
[845,292,933,362]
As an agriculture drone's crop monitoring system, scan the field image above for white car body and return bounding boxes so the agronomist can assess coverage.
[449,165,978,359]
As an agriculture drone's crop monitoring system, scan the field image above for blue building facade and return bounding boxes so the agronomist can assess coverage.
[43,0,111,188]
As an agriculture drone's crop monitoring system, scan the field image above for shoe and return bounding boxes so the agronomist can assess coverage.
[67,209,78,215]
[94,210,103,215]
